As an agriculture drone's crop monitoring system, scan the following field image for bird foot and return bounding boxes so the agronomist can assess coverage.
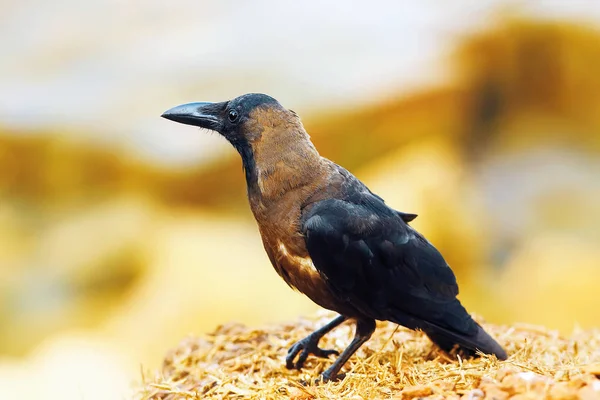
[298,372,345,386]
[286,336,339,370]
[317,371,345,383]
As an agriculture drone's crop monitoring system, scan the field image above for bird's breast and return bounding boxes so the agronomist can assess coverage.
[261,231,342,312]
[275,240,319,278]
[249,177,354,314]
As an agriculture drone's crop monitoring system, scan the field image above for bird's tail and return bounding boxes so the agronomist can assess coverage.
[423,322,507,360]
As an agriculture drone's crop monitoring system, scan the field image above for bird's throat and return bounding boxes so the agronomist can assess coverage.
[245,142,324,205]
[232,139,259,192]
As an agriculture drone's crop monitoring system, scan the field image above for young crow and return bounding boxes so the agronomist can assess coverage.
[162,93,507,382]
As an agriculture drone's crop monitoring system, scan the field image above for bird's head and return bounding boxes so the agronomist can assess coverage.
[162,93,321,196]
[162,93,295,153]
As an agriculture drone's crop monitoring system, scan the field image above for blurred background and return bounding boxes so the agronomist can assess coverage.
[1,1,600,399]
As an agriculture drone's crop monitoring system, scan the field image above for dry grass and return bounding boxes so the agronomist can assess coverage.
[136,311,600,399]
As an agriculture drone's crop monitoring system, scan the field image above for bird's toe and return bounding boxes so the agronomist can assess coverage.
[294,349,310,369]
[285,343,302,369]
[297,372,345,386]
[317,371,345,383]
[313,348,339,358]
[285,337,339,370]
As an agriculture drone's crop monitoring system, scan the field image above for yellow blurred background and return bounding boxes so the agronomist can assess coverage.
[1,2,600,399]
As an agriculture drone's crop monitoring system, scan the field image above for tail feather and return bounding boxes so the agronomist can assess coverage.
[423,322,507,360]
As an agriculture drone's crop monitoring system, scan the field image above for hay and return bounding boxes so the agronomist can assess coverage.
[136,311,600,399]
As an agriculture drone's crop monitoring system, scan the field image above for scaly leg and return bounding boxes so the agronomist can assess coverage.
[319,318,376,382]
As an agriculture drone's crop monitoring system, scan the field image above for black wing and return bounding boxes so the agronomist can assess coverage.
[302,197,477,336]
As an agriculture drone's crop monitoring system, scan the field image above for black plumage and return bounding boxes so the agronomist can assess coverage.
[302,165,505,360]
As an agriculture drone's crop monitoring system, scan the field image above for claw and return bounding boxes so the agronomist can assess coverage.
[285,336,339,370]
[298,372,345,386]
[319,372,345,383]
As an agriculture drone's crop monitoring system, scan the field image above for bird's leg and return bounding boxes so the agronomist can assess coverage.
[286,315,347,369]
[318,318,376,383]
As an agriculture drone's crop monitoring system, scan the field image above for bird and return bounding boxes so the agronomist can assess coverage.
[161,93,507,382]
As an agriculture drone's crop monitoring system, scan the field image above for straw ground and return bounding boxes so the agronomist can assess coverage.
[137,311,600,399]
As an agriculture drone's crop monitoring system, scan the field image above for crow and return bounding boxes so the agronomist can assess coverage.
[162,93,507,382]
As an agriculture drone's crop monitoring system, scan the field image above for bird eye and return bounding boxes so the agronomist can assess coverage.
[228,110,238,123]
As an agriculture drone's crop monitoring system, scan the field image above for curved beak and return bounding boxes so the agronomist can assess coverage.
[161,101,226,131]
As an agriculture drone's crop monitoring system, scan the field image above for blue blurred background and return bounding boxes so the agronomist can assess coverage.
[1,1,600,399]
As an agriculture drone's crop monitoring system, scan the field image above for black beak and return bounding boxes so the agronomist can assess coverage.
[161,102,225,131]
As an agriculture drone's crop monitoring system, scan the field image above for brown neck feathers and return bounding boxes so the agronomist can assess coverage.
[245,107,325,202]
